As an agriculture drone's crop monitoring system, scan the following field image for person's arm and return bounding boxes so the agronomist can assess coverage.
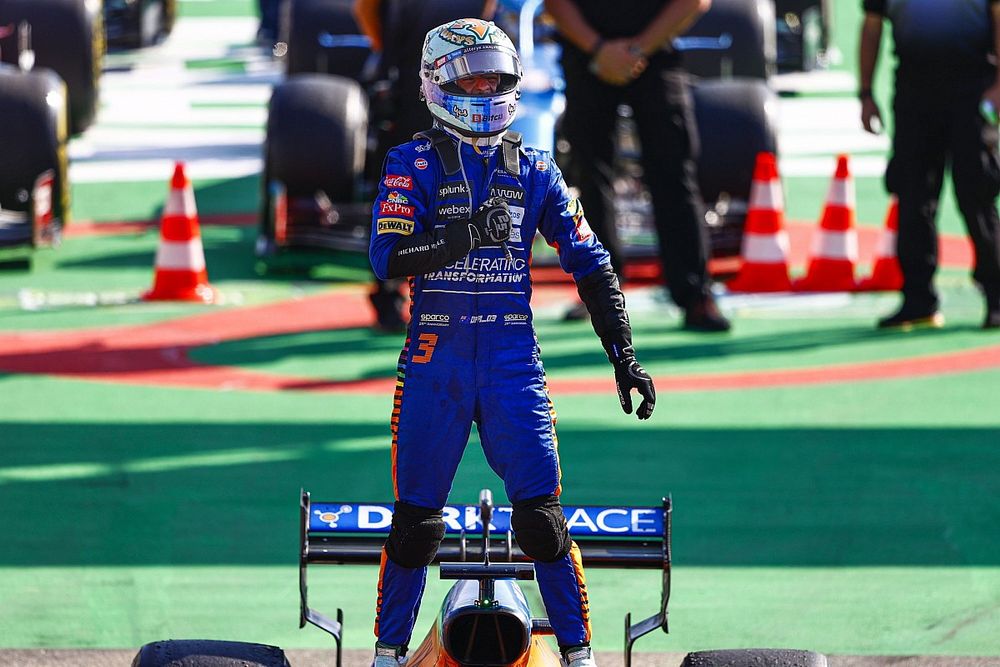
[537,155,656,419]
[859,11,884,134]
[353,0,383,52]
[630,0,710,58]
[544,0,646,85]
[982,1,1000,120]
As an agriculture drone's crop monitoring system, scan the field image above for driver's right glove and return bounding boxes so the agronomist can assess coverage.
[467,196,512,248]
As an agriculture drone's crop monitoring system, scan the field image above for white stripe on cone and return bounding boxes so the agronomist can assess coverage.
[165,186,197,218]
[742,232,790,263]
[749,180,784,211]
[825,178,855,208]
[813,230,858,261]
[154,239,207,271]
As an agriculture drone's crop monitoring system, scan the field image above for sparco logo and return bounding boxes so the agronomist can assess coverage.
[420,313,450,325]
[384,175,413,190]
[504,314,529,323]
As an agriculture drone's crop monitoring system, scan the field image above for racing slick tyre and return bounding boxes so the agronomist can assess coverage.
[0,0,103,135]
[692,78,778,259]
[283,0,371,79]
[681,648,828,667]
[132,639,291,667]
[0,66,69,228]
[682,0,775,80]
[266,74,368,202]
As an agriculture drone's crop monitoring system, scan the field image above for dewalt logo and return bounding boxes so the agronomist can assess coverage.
[377,218,415,235]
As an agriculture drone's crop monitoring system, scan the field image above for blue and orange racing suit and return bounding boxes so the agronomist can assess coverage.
[369,128,617,651]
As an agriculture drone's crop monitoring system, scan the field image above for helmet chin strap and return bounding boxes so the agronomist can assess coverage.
[439,123,503,148]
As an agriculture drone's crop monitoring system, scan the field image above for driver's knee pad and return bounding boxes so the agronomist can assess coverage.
[385,501,446,568]
[512,494,571,562]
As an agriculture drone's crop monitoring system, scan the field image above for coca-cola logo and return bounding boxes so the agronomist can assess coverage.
[383,175,413,190]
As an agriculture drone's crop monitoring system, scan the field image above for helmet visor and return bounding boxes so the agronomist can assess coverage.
[427,45,520,90]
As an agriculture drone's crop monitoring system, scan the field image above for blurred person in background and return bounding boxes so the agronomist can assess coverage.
[257,0,279,44]
[355,0,498,331]
[545,0,731,332]
[860,0,1000,330]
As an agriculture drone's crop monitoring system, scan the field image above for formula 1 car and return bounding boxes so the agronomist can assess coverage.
[0,25,69,268]
[104,0,177,49]
[133,490,829,667]
[257,0,778,271]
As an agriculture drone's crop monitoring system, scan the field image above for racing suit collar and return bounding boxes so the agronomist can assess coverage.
[440,124,503,150]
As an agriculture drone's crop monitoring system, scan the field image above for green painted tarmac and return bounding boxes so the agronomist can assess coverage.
[0,0,998,658]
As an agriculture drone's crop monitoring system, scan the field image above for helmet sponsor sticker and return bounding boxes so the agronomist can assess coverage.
[384,175,413,190]
[440,19,491,46]
[472,111,504,124]
[380,201,414,218]
[414,158,428,170]
[376,218,415,235]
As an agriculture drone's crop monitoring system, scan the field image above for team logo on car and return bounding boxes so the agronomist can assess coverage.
[414,158,428,170]
[535,160,548,172]
[314,505,352,529]
[387,191,409,204]
[380,201,415,217]
[377,218,415,235]
[384,175,413,190]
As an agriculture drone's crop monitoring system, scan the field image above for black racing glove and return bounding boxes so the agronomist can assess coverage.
[576,265,655,420]
[468,196,512,248]
[613,355,655,420]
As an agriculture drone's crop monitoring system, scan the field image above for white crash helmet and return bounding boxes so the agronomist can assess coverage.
[420,18,522,137]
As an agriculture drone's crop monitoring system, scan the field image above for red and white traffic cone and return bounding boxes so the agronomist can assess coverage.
[794,154,858,292]
[858,196,903,292]
[727,152,792,292]
[143,162,216,303]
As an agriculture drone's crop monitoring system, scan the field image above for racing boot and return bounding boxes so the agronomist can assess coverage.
[877,300,944,331]
[561,645,597,667]
[683,294,731,332]
[372,641,406,667]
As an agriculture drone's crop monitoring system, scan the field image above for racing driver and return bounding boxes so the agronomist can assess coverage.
[369,18,656,667]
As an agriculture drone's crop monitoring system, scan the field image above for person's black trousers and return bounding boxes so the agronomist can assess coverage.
[560,49,711,308]
[888,66,1000,309]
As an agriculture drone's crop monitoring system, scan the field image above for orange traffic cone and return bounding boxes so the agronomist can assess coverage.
[794,154,858,292]
[143,162,216,303]
[727,152,792,292]
[857,196,903,291]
